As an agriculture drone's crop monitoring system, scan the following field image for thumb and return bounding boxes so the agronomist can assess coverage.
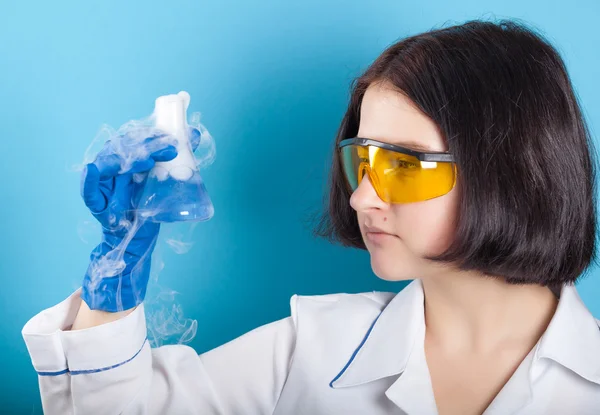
[81,163,109,213]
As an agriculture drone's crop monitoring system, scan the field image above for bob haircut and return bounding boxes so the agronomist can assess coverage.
[316,19,599,286]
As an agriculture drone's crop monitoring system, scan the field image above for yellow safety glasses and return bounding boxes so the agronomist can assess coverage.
[339,137,457,204]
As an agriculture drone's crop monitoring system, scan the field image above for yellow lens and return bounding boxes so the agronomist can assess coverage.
[373,147,456,203]
[340,144,456,203]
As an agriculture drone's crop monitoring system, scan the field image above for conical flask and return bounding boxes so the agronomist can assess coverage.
[137,91,214,223]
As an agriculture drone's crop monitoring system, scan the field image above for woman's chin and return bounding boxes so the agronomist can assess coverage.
[369,256,412,282]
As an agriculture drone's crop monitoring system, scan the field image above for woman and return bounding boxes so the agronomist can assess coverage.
[23,19,600,414]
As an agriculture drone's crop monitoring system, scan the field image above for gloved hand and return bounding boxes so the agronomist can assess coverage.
[81,127,202,312]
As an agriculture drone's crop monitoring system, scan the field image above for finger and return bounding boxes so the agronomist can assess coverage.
[81,163,109,213]
[93,150,122,180]
[123,146,177,175]
[141,133,168,146]
[189,127,201,152]
[113,173,135,217]
[143,133,179,154]
[127,158,156,174]
[149,145,178,162]
[94,134,176,177]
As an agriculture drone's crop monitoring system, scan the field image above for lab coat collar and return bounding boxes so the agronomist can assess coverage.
[330,279,425,388]
[330,278,600,389]
[536,282,600,384]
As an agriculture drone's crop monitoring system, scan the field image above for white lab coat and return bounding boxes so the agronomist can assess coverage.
[22,278,600,414]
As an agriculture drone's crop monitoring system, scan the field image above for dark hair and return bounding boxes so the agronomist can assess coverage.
[315,19,599,286]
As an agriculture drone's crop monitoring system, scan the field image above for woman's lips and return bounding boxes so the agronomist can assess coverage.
[365,230,397,244]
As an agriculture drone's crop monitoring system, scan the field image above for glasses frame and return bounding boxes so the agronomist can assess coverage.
[338,137,455,163]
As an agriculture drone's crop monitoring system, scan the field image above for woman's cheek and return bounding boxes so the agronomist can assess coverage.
[394,195,458,257]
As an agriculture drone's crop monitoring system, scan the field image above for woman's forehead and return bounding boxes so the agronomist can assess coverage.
[358,81,446,152]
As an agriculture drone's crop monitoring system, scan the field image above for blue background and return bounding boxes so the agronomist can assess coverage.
[1,0,599,413]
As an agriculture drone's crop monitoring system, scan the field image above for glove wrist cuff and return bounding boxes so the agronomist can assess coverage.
[82,241,155,312]
[81,265,150,312]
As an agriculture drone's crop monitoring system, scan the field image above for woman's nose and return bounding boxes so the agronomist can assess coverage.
[349,173,389,212]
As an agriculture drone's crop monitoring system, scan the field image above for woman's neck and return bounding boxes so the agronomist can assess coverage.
[421,271,559,355]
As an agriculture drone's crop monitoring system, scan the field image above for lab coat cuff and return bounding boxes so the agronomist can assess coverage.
[22,289,147,376]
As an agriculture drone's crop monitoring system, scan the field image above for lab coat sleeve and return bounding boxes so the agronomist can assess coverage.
[22,289,298,415]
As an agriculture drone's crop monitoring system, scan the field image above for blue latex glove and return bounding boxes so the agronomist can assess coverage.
[81,127,201,312]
